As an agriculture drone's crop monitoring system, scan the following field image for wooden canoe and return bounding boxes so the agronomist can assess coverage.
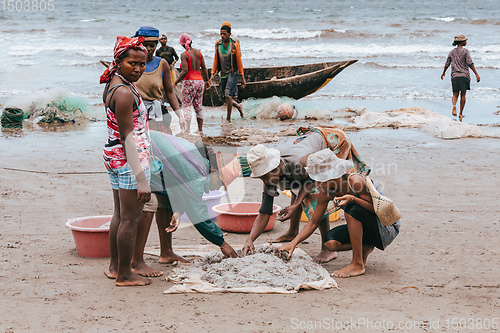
[99,60,357,107]
[203,60,357,106]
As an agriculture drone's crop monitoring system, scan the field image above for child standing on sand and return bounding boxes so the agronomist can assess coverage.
[441,34,480,121]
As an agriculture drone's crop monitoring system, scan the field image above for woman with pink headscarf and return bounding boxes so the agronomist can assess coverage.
[173,33,210,135]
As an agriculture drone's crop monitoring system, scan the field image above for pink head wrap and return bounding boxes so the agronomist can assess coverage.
[100,36,147,84]
[179,33,192,51]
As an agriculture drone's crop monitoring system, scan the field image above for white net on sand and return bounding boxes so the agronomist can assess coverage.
[165,245,338,294]
[347,107,487,139]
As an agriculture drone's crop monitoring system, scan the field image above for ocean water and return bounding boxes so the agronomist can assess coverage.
[1,0,499,135]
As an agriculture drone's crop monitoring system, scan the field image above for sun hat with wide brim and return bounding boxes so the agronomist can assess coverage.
[216,151,242,189]
[247,144,281,178]
[134,26,160,42]
[305,148,354,182]
[453,34,467,43]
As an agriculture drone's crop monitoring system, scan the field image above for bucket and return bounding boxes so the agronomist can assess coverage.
[65,215,111,258]
[180,190,226,222]
[212,202,281,233]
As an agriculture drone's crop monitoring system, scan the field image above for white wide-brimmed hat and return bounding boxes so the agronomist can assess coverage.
[305,148,354,182]
[247,144,280,178]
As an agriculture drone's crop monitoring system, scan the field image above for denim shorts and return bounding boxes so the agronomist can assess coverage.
[107,165,151,190]
[219,73,239,98]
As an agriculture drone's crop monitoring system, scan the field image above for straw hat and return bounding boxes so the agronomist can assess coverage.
[365,176,401,226]
[454,34,467,43]
[247,144,280,178]
[305,149,354,182]
[216,151,242,189]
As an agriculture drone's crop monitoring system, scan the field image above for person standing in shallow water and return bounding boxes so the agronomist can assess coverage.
[100,36,152,286]
[441,34,480,121]
[156,34,179,68]
[174,34,210,135]
[211,23,246,122]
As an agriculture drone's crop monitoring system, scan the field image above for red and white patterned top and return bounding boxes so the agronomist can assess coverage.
[103,81,150,170]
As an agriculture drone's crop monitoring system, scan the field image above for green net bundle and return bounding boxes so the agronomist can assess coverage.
[33,100,83,124]
[1,108,25,128]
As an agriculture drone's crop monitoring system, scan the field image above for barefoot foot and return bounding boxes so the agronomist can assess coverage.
[332,262,365,278]
[452,105,457,116]
[272,232,298,243]
[235,104,244,118]
[115,273,151,286]
[158,252,191,264]
[314,249,337,263]
[131,262,163,277]
[104,267,117,279]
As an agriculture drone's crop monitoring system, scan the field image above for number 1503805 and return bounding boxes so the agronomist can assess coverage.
[2,0,54,11]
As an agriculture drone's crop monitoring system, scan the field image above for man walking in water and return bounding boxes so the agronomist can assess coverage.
[156,34,179,68]
[441,34,480,121]
[211,23,246,122]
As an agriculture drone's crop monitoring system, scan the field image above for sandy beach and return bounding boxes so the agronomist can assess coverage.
[1,122,498,332]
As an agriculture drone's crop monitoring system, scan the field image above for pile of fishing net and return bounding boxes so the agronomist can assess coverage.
[165,244,338,294]
[32,100,83,124]
[347,107,485,139]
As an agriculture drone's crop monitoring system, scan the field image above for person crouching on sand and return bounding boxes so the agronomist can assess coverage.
[242,126,371,263]
[440,34,480,121]
[100,36,152,286]
[278,149,400,278]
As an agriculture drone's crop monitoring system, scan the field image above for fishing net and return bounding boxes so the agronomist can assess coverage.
[32,100,84,124]
[165,244,338,294]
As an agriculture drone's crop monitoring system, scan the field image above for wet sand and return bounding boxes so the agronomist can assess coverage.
[0,123,499,332]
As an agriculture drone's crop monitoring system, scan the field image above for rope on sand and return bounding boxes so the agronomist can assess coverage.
[1,108,25,128]
[1,167,106,175]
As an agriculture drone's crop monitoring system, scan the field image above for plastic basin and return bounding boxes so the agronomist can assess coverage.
[212,202,281,233]
[181,190,226,222]
[65,215,111,258]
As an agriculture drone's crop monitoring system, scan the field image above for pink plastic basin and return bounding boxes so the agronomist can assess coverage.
[212,202,281,233]
[65,215,112,258]
[181,190,226,222]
